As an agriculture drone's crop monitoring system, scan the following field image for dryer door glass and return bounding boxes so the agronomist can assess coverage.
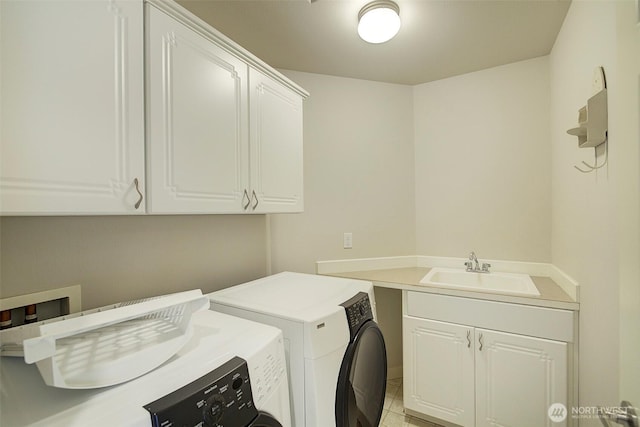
[335,321,387,427]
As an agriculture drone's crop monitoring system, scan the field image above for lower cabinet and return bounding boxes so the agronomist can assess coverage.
[475,329,567,427]
[403,291,575,427]
[403,316,476,426]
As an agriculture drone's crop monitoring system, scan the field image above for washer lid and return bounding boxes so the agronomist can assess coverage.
[208,272,374,323]
[1,290,210,389]
[0,311,285,427]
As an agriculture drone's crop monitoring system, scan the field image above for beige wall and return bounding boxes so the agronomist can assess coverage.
[549,0,620,419]
[270,70,416,274]
[413,56,552,262]
[0,215,268,309]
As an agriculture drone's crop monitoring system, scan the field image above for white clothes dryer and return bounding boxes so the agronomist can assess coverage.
[208,272,387,427]
[1,310,291,427]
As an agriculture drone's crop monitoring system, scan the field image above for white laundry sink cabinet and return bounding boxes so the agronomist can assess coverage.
[403,291,576,427]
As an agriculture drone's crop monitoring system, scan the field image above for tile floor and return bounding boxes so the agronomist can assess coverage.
[381,378,444,427]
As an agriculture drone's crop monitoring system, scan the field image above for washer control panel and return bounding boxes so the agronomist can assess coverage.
[144,356,257,427]
[341,292,373,340]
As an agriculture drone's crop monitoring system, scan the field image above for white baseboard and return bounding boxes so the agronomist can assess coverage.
[387,364,403,380]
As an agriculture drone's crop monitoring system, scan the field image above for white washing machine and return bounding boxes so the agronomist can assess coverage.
[0,310,291,427]
[208,272,388,427]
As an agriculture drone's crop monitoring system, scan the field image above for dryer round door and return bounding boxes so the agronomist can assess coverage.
[248,411,282,427]
[335,321,387,427]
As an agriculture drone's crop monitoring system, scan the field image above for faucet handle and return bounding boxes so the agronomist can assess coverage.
[481,263,491,272]
[464,261,474,271]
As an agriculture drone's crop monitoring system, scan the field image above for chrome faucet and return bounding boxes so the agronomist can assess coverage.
[465,251,491,273]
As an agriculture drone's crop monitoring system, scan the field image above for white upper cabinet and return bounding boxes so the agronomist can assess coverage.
[146,4,306,214]
[145,5,249,214]
[0,0,146,215]
[1,0,307,216]
[249,68,304,213]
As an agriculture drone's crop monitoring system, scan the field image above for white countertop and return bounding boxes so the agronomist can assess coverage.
[317,257,579,311]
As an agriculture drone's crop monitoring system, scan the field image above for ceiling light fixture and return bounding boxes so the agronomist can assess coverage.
[357,0,401,44]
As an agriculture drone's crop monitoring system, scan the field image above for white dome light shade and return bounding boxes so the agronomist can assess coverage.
[358,1,401,44]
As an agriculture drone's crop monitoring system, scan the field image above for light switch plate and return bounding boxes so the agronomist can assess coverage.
[343,232,353,249]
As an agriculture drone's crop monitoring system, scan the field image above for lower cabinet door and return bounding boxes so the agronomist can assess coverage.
[475,328,568,427]
[403,316,475,426]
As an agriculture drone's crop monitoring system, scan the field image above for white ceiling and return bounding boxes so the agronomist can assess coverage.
[177,0,571,86]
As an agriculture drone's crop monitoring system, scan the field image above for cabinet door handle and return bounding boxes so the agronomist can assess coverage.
[466,330,471,348]
[599,401,639,427]
[478,333,484,351]
[251,190,259,210]
[133,178,143,209]
[242,189,251,210]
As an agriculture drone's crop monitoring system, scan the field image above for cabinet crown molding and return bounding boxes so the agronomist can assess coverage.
[146,0,310,99]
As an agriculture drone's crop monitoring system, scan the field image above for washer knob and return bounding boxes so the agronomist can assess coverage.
[203,394,225,426]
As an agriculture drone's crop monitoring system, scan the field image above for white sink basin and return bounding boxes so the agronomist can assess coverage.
[419,267,540,296]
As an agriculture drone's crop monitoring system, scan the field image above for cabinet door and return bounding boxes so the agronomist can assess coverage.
[1,0,145,214]
[403,316,475,426]
[475,329,567,427]
[146,5,249,213]
[248,68,303,213]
